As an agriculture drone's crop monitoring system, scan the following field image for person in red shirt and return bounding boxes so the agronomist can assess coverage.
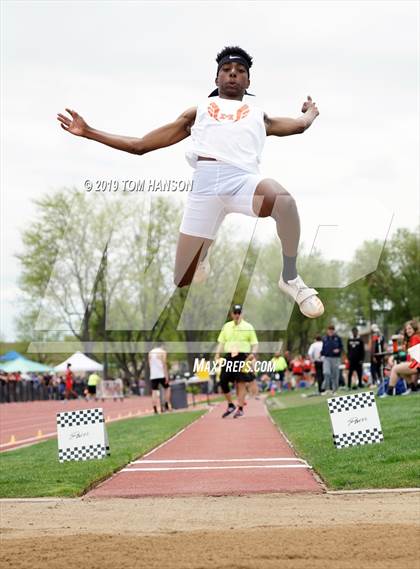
[290,355,304,389]
[65,363,78,400]
[302,357,312,384]
[382,320,420,397]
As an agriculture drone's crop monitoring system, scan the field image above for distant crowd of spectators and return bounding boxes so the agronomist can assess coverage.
[256,319,419,397]
[0,364,107,402]
[0,370,90,402]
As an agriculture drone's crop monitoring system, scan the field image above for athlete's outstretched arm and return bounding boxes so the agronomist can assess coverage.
[265,96,319,137]
[56,107,197,155]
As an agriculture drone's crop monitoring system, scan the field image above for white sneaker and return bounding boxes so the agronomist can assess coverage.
[193,255,211,284]
[401,388,412,396]
[278,275,324,318]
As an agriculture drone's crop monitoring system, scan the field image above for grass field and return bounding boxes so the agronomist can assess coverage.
[0,410,204,498]
[268,389,420,490]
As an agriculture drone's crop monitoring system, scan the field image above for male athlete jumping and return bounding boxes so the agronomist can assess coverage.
[57,46,324,318]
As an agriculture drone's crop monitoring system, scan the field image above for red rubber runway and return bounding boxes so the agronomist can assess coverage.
[88,399,322,497]
[0,395,211,451]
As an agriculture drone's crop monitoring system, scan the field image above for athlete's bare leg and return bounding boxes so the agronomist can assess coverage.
[163,386,171,411]
[174,232,213,287]
[248,379,259,398]
[236,381,247,408]
[221,390,231,403]
[152,389,160,413]
[253,179,324,318]
[252,179,300,258]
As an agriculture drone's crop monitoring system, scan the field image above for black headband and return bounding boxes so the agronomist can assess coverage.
[217,54,250,75]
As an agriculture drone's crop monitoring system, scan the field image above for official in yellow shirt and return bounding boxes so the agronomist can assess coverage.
[270,351,288,387]
[87,372,101,400]
[215,304,258,418]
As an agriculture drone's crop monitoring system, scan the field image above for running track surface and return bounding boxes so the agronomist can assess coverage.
[0,395,210,451]
[88,399,322,498]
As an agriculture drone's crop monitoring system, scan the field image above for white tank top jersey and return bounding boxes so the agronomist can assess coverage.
[185,95,266,174]
[149,347,166,379]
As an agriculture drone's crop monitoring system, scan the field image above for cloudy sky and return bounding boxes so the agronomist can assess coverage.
[1,0,418,340]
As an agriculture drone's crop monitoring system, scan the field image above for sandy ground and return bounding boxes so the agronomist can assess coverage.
[1,492,419,568]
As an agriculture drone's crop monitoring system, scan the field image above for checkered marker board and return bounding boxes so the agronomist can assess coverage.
[327,391,383,449]
[57,408,110,463]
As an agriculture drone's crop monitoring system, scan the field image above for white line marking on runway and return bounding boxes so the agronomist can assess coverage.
[132,457,307,464]
[121,464,312,472]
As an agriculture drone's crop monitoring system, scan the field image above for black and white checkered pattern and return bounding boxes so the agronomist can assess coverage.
[58,443,110,463]
[327,391,375,414]
[57,408,104,428]
[333,427,384,449]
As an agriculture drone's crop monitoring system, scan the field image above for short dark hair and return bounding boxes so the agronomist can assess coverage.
[67,363,71,368]
[327,324,335,330]
[315,335,322,341]
[352,327,358,334]
[216,46,253,69]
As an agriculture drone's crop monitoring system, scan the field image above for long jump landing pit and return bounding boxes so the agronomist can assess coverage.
[1,493,419,569]
[88,399,321,498]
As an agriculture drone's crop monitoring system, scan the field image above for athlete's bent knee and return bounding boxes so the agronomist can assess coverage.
[272,193,296,216]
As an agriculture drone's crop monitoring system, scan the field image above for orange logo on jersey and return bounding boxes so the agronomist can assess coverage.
[208,102,250,122]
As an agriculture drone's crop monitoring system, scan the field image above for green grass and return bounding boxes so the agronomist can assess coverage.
[268,389,420,490]
[0,410,204,498]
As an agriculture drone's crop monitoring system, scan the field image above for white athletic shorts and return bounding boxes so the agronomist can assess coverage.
[179,161,265,240]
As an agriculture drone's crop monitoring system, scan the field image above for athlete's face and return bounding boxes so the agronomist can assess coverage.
[216,62,250,100]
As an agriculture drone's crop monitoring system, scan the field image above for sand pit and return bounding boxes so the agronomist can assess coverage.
[1,491,419,569]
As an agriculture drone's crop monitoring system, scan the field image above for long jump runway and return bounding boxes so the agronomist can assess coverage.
[88,399,322,498]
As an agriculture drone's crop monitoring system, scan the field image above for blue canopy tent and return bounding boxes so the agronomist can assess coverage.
[0,355,53,373]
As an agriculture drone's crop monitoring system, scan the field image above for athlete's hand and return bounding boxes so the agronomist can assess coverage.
[301,96,319,117]
[57,108,89,137]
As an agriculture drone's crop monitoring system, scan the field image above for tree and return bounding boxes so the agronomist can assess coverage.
[342,227,420,335]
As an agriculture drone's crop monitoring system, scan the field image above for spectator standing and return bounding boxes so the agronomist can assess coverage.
[270,351,288,391]
[369,324,385,384]
[43,373,53,399]
[114,376,124,401]
[86,371,101,400]
[321,325,343,394]
[308,335,324,393]
[347,327,365,389]
[290,355,304,389]
[8,371,20,402]
[148,343,171,414]
[302,356,312,384]
[64,363,78,400]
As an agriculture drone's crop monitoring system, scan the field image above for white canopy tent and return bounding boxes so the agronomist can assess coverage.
[54,351,103,373]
